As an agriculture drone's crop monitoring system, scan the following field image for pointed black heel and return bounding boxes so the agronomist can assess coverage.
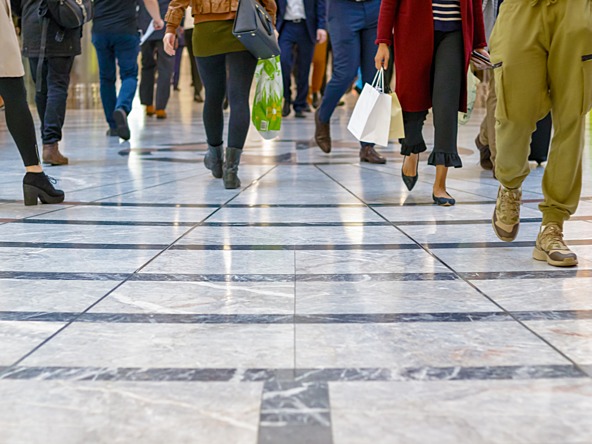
[22,172,65,206]
[432,193,456,206]
[401,155,419,191]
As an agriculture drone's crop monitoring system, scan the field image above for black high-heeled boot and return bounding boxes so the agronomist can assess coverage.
[401,155,419,191]
[23,172,65,206]
[223,147,242,189]
[204,143,223,178]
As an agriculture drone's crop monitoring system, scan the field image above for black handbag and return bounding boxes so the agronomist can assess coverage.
[232,0,280,60]
[41,0,94,29]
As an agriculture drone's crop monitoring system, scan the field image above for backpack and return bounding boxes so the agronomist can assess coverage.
[40,0,94,29]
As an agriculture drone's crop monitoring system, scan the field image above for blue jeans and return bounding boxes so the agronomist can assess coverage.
[28,56,75,145]
[92,33,140,129]
[319,0,380,125]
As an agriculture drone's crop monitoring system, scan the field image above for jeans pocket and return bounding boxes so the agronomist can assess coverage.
[582,54,592,115]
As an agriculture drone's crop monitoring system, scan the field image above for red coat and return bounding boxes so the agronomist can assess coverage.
[376,0,487,113]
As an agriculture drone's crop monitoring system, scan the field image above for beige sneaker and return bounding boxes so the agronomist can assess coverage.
[533,224,578,267]
[492,185,522,242]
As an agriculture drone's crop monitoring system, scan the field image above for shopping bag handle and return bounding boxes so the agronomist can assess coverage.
[371,68,385,93]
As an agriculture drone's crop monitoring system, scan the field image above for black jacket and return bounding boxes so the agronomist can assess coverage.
[11,0,82,57]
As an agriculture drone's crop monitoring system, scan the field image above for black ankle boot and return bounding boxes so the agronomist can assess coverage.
[204,143,223,178]
[223,147,242,189]
[23,172,65,206]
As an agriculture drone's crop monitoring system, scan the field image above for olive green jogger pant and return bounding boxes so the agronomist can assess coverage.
[490,0,592,226]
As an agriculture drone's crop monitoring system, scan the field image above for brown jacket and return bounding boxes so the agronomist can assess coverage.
[165,0,277,34]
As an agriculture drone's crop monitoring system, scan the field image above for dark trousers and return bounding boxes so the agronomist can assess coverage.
[28,56,75,145]
[196,51,257,149]
[401,31,464,168]
[92,33,140,129]
[0,77,40,166]
[184,28,203,96]
[319,0,380,147]
[279,21,315,112]
[140,40,174,110]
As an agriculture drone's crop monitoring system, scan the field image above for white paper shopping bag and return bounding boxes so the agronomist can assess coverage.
[389,92,405,140]
[347,69,392,147]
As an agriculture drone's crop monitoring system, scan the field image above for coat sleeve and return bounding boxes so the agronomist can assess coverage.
[164,0,190,34]
[376,0,397,45]
[316,0,326,30]
[472,0,487,49]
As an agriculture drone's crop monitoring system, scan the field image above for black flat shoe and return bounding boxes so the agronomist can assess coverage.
[23,172,65,206]
[401,155,419,191]
[432,193,456,206]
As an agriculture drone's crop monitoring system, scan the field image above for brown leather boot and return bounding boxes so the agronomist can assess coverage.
[314,109,331,153]
[475,135,493,170]
[42,143,69,165]
[360,145,386,164]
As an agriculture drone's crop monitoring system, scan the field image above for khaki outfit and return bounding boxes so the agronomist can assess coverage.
[490,0,592,226]
[479,71,497,164]
[0,0,25,78]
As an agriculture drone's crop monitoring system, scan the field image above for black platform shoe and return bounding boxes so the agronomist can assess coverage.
[432,193,456,206]
[401,155,419,191]
[23,172,65,206]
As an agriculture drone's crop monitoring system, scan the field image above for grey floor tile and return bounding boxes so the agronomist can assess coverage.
[330,379,592,444]
[0,380,263,444]
[0,321,65,365]
[525,320,592,366]
[295,322,567,368]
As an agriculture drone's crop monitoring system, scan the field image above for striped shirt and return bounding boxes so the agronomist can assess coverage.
[433,0,462,32]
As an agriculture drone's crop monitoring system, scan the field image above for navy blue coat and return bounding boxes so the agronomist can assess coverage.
[276,0,326,44]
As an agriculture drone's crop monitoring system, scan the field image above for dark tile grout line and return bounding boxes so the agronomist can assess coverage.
[313,163,591,377]
[0,165,279,379]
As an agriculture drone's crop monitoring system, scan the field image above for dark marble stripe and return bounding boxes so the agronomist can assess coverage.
[0,311,511,324]
[512,310,592,321]
[0,365,585,383]
[0,271,130,281]
[426,239,592,249]
[393,218,543,226]
[462,270,592,280]
[259,381,332,444]
[295,272,459,282]
[19,219,197,227]
[0,242,168,250]
[170,244,420,251]
[130,273,296,282]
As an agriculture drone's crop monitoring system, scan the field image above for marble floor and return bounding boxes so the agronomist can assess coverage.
[1,85,592,444]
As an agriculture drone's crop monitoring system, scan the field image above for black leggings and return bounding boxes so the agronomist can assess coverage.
[196,51,257,149]
[0,77,40,167]
[401,30,464,168]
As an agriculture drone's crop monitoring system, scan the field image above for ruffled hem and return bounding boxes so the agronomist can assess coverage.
[427,152,463,168]
[400,142,427,155]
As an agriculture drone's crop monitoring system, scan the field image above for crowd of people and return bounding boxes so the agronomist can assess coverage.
[0,0,591,267]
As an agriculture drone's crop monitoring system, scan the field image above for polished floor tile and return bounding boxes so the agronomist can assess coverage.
[0,76,591,443]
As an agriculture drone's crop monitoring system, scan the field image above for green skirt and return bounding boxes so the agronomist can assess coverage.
[193,20,247,58]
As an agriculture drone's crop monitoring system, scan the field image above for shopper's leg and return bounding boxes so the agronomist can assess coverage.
[293,33,314,113]
[196,54,227,147]
[28,57,48,133]
[115,34,140,115]
[318,2,362,122]
[92,34,118,129]
[139,41,156,106]
[185,28,202,96]
[226,51,258,149]
[430,30,464,169]
[539,0,592,226]
[155,41,175,111]
[43,56,75,145]
[490,3,550,190]
[279,26,296,106]
[0,77,41,166]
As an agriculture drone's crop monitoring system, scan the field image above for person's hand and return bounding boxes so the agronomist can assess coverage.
[153,18,165,30]
[316,29,327,44]
[163,32,176,56]
[471,47,492,70]
[375,43,390,70]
